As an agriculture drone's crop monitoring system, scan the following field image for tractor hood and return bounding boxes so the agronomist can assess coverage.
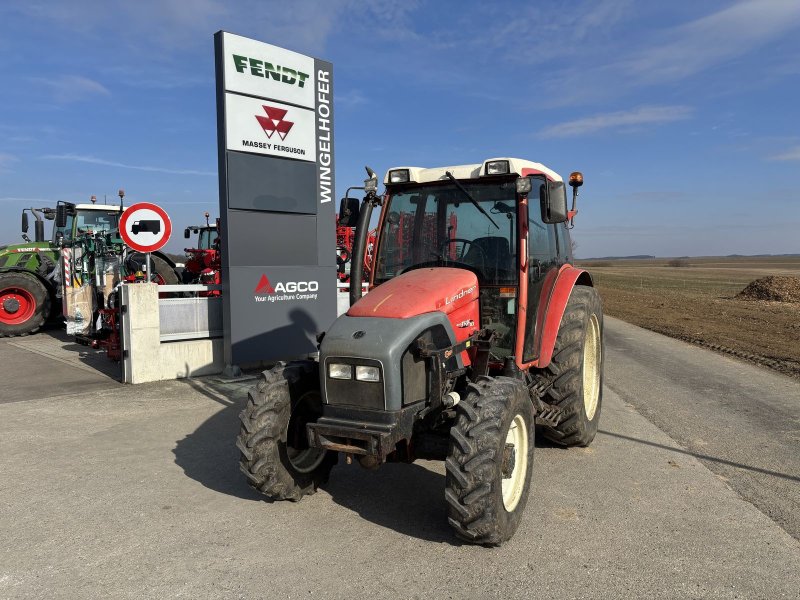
[348,268,478,319]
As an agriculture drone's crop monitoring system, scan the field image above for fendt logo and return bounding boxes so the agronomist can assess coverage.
[232,54,310,89]
[254,274,319,303]
[255,106,294,140]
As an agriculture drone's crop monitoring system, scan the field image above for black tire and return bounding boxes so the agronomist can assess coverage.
[126,253,180,285]
[445,377,535,546]
[237,361,336,501]
[537,286,604,447]
[0,272,51,337]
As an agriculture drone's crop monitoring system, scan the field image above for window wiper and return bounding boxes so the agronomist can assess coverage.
[445,171,499,229]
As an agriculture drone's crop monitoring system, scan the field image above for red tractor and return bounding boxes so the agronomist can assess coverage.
[238,158,602,545]
[182,213,221,295]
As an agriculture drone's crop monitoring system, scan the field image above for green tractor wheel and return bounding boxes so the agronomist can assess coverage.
[0,272,51,337]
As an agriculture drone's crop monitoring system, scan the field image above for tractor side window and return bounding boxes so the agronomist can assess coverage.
[556,223,571,264]
[523,178,560,362]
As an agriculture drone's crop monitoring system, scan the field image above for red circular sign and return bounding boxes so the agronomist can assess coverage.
[119,202,172,252]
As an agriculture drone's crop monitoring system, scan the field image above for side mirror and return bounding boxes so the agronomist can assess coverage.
[540,180,568,224]
[55,204,68,228]
[184,228,190,239]
[338,197,361,227]
[21,211,29,233]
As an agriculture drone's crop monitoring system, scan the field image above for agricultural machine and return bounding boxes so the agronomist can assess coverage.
[181,212,221,294]
[238,158,603,545]
[0,194,179,342]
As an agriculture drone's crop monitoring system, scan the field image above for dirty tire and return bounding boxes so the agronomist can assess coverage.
[0,272,50,337]
[538,286,604,447]
[445,377,534,546]
[237,361,336,501]
[127,253,180,285]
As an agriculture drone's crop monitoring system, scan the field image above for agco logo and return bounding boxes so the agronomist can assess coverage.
[255,105,294,140]
[254,274,319,303]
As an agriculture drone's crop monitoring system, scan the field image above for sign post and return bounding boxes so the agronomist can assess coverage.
[214,32,336,370]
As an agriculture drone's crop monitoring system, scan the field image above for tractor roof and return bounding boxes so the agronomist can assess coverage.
[383,157,562,185]
[74,203,124,212]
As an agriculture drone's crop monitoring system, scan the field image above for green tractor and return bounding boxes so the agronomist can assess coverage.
[0,198,178,337]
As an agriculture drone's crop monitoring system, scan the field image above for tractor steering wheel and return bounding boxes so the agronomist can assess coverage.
[438,238,487,272]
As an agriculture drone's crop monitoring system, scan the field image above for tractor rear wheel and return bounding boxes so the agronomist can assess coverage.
[445,377,534,545]
[237,361,336,501]
[537,286,604,447]
[0,272,50,337]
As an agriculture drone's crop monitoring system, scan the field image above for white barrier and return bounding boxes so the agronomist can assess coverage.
[120,284,223,384]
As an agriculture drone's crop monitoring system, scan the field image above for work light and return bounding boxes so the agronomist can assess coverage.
[485,160,510,175]
[328,363,353,380]
[515,177,532,194]
[388,169,410,183]
[355,365,380,382]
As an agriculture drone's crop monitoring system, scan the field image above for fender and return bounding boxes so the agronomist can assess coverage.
[533,265,593,368]
[516,265,592,370]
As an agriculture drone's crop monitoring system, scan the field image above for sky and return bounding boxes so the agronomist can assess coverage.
[0,0,799,258]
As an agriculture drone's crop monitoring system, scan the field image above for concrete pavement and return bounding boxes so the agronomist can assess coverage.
[1,335,799,598]
[604,316,800,540]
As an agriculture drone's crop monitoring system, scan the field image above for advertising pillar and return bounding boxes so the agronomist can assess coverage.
[214,31,336,367]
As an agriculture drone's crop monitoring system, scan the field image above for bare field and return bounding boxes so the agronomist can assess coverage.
[577,256,800,378]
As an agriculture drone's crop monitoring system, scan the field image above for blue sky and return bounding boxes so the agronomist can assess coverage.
[1,0,799,258]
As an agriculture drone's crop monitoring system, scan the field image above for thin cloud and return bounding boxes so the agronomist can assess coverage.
[30,75,111,102]
[625,0,800,83]
[43,154,215,176]
[539,105,693,138]
[0,196,50,204]
[768,146,800,162]
[0,153,18,173]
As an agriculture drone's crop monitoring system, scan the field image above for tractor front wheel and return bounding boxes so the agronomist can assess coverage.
[445,377,535,545]
[537,286,604,447]
[237,361,336,501]
[0,272,50,337]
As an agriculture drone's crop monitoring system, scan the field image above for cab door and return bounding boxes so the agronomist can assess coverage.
[521,177,560,362]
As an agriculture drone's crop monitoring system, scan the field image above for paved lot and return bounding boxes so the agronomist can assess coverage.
[1,324,799,599]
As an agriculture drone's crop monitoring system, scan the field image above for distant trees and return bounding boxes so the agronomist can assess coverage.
[667,258,690,267]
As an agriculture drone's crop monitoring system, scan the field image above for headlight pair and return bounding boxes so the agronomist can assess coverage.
[328,363,380,382]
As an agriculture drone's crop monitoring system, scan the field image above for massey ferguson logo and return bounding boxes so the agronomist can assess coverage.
[255,105,294,140]
[254,274,318,303]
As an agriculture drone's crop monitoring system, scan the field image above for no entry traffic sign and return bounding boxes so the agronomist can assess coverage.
[119,202,172,252]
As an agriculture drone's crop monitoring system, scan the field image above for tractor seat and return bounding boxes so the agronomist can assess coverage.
[462,236,513,281]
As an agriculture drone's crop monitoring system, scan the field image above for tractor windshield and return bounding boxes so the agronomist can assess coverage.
[197,228,217,250]
[374,179,518,286]
[70,211,120,239]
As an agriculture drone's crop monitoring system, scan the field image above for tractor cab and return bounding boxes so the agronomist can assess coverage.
[54,201,122,243]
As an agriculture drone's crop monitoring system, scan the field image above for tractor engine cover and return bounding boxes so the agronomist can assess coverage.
[348,267,480,344]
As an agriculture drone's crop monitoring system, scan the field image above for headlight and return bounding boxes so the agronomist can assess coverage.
[355,365,380,382]
[328,363,353,380]
[388,169,410,183]
[485,160,510,175]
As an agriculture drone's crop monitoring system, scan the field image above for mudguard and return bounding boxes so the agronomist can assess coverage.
[525,265,593,369]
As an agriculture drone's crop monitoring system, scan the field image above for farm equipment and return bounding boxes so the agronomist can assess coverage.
[336,213,376,283]
[0,193,179,342]
[237,158,603,545]
[181,212,221,294]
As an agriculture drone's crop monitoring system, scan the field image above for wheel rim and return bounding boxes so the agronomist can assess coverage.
[501,413,529,512]
[286,390,327,474]
[0,287,36,325]
[583,314,601,421]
